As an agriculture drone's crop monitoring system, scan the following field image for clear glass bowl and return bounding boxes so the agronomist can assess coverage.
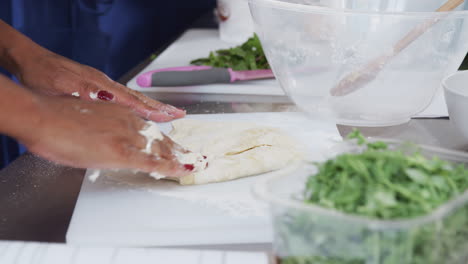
[248,0,468,126]
[254,140,468,264]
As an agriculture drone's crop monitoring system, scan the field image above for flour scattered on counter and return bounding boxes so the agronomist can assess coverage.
[88,169,101,182]
[153,189,268,218]
[71,92,80,97]
[89,91,98,100]
[98,165,269,218]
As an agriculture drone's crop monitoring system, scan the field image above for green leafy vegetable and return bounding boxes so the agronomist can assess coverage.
[305,133,468,219]
[277,130,468,264]
[190,34,270,70]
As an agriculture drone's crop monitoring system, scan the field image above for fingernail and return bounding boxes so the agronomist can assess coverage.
[165,104,185,113]
[184,164,194,171]
[97,90,114,101]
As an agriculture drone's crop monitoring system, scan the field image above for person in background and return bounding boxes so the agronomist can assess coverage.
[0,0,215,173]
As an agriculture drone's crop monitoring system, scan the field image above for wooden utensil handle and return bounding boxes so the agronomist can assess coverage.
[396,0,464,53]
[438,0,465,11]
[331,0,465,97]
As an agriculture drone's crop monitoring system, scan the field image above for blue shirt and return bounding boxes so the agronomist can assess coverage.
[0,0,215,168]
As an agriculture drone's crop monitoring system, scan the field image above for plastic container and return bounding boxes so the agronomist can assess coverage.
[217,0,255,44]
[248,0,468,126]
[254,140,468,264]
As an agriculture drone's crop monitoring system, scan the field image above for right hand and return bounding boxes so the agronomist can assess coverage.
[21,95,191,177]
[14,49,186,122]
[0,19,185,122]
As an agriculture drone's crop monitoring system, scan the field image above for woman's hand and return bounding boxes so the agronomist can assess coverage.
[21,95,191,176]
[13,46,185,122]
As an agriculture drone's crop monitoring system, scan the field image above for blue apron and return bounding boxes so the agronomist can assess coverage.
[0,0,215,168]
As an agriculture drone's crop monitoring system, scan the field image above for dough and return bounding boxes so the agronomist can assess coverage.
[160,119,302,185]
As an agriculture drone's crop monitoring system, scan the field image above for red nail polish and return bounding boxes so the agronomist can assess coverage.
[184,164,194,171]
[97,90,114,101]
[203,155,207,159]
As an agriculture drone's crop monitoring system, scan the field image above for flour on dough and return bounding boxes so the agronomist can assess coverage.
[159,119,302,185]
[138,121,164,154]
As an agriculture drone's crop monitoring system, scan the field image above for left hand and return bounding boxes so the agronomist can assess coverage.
[15,48,185,122]
[21,94,192,176]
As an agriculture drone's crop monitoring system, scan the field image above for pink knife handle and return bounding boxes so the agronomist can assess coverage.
[136,66,213,87]
[228,69,274,82]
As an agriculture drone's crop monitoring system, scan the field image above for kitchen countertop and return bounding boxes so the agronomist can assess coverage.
[1,13,468,252]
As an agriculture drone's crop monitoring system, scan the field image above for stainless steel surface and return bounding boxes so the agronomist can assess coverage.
[0,153,85,242]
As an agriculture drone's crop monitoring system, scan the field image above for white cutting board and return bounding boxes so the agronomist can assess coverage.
[66,112,340,247]
[126,29,284,96]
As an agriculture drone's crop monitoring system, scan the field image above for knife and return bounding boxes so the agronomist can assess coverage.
[136,66,275,87]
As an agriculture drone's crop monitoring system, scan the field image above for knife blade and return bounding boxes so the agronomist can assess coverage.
[136,66,274,87]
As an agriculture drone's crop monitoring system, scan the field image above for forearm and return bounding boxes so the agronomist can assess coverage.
[0,19,45,76]
[0,74,41,144]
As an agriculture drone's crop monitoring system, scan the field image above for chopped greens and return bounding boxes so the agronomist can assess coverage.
[190,34,270,71]
[277,131,468,264]
[305,131,468,220]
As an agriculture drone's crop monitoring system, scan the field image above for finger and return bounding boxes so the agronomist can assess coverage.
[106,85,183,122]
[71,81,177,123]
[124,88,186,120]
[118,87,186,122]
[68,79,107,101]
[125,133,170,161]
[153,138,177,160]
[66,71,159,118]
[128,150,192,178]
[106,142,191,177]
[134,127,179,160]
[50,70,97,99]
[162,135,190,154]
[130,116,149,134]
[133,134,149,152]
[90,78,186,122]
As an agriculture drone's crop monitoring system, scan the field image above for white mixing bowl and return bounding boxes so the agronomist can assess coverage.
[444,70,468,140]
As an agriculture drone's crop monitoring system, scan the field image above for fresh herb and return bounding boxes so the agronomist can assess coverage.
[190,34,270,70]
[277,131,468,264]
[305,131,468,220]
